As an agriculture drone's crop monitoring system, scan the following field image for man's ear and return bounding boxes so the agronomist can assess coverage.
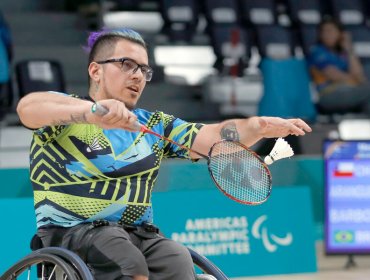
[88,62,101,83]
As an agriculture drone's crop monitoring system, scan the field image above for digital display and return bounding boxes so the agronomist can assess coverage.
[324,140,370,254]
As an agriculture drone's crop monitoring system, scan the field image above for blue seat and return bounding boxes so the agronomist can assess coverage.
[0,37,9,84]
[0,10,12,65]
[285,0,323,26]
[203,0,240,27]
[239,0,277,27]
[255,25,295,59]
[284,0,323,58]
[109,0,146,11]
[0,39,10,120]
[258,57,317,122]
[298,24,318,57]
[15,59,66,98]
[209,24,251,76]
[0,10,12,114]
[203,0,246,75]
[347,25,370,79]
[330,0,366,26]
[159,0,200,42]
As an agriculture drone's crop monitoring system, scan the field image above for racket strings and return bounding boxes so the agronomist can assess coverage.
[209,141,271,204]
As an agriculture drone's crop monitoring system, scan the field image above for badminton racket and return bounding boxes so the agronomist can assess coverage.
[92,103,272,205]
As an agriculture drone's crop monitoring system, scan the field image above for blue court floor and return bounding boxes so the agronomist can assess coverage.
[233,242,370,280]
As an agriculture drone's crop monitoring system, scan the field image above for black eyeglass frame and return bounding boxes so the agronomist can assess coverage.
[95,57,153,81]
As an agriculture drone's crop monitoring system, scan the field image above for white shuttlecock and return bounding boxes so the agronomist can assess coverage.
[264,138,294,165]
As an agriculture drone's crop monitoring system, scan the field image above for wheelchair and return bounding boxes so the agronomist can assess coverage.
[1,238,229,280]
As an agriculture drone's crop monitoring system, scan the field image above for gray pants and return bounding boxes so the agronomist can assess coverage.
[38,224,196,280]
[318,83,370,114]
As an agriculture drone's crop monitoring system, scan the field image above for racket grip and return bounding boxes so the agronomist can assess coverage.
[92,102,142,132]
[133,122,143,131]
[92,102,109,116]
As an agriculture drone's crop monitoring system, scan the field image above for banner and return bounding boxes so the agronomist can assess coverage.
[152,186,317,277]
[0,187,317,278]
[0,198,36,275]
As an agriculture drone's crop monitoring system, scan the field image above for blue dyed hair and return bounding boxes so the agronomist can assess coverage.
[86,28,147,64]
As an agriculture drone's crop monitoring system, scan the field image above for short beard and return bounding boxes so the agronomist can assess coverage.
[125,102,135,111]
[103,86,136,111]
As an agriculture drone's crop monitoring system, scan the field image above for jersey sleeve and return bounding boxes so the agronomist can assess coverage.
[32,91,73,144]
[162,113,204,159]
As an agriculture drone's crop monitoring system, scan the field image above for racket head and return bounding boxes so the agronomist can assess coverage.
[207,140,272,205]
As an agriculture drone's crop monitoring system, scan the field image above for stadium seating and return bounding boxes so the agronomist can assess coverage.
[202,0,250,76]
[15,59,65,98]
[285,0,323,26]
[209,24,251,76]
[284,0,323,57]
[159,0,200,42]
[239,0,277,27]
[298,24,318,57]
[330,0,366,26]
[203,0,240,26]
[255,25,295,59]
[347,25,370,79]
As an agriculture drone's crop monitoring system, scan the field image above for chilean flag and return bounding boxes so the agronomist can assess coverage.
[333,162,354,177]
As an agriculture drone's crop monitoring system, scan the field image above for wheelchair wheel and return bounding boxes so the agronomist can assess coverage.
[189,248,229,280]
[33,247,94,280]
[1,251,80,280]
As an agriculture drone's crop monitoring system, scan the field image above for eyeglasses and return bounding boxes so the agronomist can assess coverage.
[96,57,153,81]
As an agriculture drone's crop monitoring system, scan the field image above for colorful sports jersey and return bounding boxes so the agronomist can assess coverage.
[30,94,203,228]
[308,44,349,93]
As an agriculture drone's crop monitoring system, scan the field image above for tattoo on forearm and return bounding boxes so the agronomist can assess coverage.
[51,113,87,126]
[220,122,240,141]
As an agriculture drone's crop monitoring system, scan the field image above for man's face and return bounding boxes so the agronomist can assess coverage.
[96,39,149,110]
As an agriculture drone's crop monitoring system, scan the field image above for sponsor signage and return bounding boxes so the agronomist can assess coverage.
[0,188,316,278]
[0,198,36,275]
[153,187,317,277]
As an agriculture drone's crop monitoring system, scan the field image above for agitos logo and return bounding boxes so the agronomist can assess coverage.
[251,215,293,252]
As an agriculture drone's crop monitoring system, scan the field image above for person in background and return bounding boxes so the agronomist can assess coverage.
[16,28,311,280]
[308,17,370,115]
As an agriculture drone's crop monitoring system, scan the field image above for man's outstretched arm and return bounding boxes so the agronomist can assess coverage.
[190,117,312,159]
[17,92,138,131]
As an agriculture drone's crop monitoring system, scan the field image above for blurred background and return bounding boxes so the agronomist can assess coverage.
[1,0,370,279]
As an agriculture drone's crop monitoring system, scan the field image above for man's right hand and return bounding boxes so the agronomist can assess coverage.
[88,99,140,132]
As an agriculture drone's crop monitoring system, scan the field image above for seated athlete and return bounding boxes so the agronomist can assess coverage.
[17,28,312,280]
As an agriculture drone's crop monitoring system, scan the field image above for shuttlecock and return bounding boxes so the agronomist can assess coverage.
[264,138,294,165]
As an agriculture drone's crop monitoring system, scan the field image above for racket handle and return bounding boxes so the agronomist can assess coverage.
[134,122,143,131]
[92,102,142,131]
[93,102,109,116]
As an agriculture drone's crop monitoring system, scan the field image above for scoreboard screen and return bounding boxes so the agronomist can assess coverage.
[324,140,370,254]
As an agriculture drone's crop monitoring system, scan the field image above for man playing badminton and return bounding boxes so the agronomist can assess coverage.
[17,28,311,280]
